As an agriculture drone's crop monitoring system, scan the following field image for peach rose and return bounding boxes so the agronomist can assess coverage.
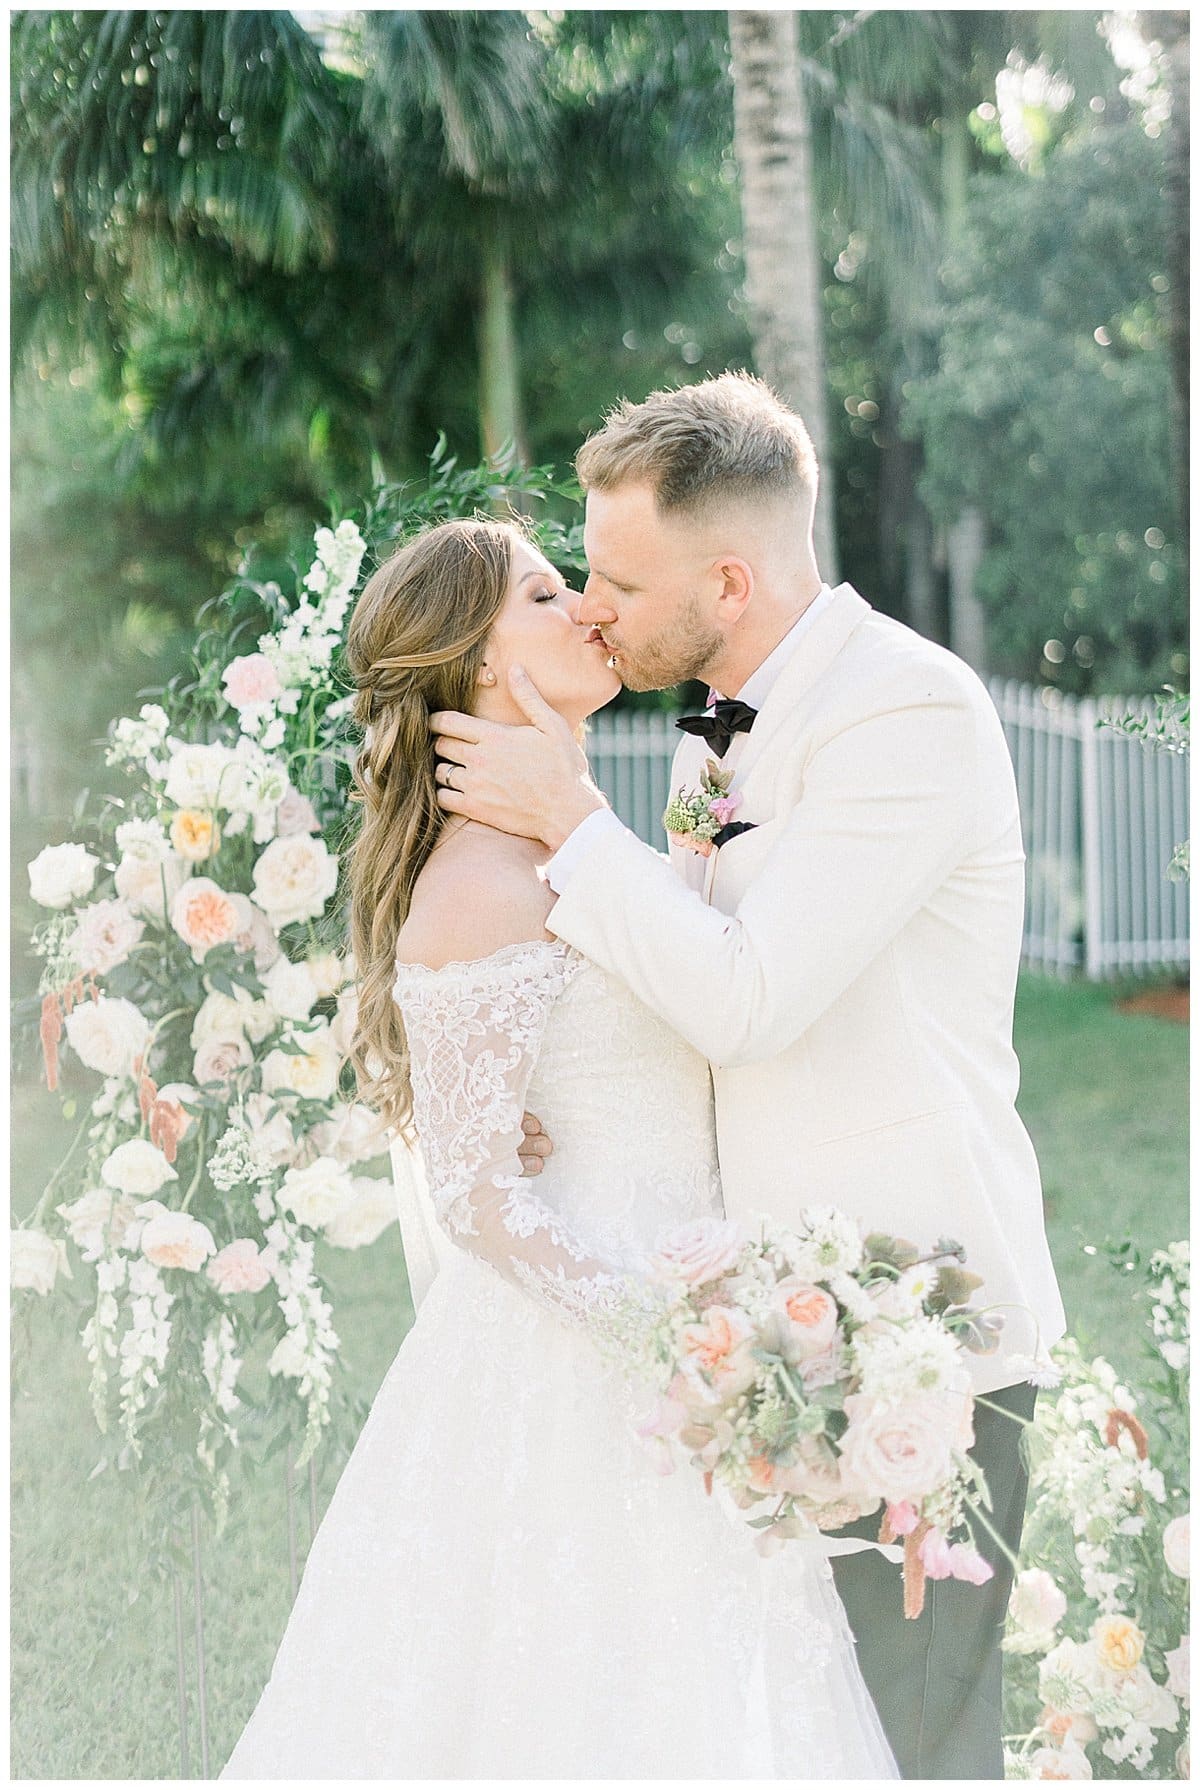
[171,877,251,959]
[1028,1742,1094,1780]
[139,1208,215,1272]
[775,1277,839,1357]
[207,1238,273,1294]
[170,809,221,862]
[1091,1615,1145,1675]
[1039,1707,1099,1746]
[678,1305,758,1399]
[222,652,283,711]
[652,1217,744,1286]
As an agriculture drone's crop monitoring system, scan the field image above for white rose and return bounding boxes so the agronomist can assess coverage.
[267,1329,309,1379]
[305,950,345,999]
[139,1208,215,1272]
[70,898,145,976]
[28,842,100,909]
[1164,1514,1190,1578]
[311,1100,390,1166]
[252,835,338,929]
[275,786,321,837]
[1008,1569,1069,1651]
[64,995,151,1078]
[171,877,252,960]
[278,1156,356,1228]
[1166,1636,1190,1704]
[262,956,320,1022]
[163,741,240,811]
[100,1139,178,1197]
[191,986,272,1048]
[114,851,186,922]
[262,1023,340,1103]
[323,1175,399,1249]
[55,1187,139,1261]
[11,1229,72,1294]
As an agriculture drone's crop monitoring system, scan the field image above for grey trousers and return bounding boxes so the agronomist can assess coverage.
[829,1381,1038,1780]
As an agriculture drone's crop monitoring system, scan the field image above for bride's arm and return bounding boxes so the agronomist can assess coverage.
[399,939,633,1326]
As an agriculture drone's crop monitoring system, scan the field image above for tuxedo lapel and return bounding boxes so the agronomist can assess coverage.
[731,583,872,787]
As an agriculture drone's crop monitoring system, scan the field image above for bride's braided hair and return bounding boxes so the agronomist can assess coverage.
[344,516,526,1130]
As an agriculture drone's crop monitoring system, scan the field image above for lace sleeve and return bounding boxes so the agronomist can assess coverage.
[394,941,628,1327]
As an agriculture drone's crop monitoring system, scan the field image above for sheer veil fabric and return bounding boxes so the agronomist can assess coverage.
[220,941,898,1779]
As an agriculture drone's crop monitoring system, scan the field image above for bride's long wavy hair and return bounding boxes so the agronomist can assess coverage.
[344,516,525,1132]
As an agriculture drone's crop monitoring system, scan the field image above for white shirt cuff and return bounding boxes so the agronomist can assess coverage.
[543,807,626,893]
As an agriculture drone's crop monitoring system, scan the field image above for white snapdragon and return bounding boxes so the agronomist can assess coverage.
[201,1314,243,1416]
[117,1256,175,1458]
[105,703,170,770]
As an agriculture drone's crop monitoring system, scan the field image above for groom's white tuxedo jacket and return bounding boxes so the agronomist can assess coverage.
[548,582,1066,1393]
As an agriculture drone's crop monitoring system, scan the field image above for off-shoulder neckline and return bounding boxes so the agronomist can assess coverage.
[392,937,580,981]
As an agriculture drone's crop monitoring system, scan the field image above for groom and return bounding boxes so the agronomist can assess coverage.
[430,371,1066,1778]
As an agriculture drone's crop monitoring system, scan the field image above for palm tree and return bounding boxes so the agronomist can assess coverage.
[728,12,837,577]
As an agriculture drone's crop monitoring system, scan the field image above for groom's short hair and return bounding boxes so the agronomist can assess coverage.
[575,371,818,517]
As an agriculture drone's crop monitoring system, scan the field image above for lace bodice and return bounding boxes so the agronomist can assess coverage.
[393,939,723,1323]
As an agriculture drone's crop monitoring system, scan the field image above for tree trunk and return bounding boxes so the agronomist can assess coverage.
[940,102,988,673]
[477,221,528,470]
[729,10,837,580]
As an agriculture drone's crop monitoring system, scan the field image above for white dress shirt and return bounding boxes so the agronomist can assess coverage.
[546,585,836,891]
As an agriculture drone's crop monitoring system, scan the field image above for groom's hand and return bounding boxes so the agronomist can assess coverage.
[430,665,609,850]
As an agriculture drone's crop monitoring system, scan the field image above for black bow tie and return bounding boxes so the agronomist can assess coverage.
[675,697,758,758]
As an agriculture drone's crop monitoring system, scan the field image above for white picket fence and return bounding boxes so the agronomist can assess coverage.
[587,683,1190,982]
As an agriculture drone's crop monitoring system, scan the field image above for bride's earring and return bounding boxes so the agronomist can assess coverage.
[480,666,497,687]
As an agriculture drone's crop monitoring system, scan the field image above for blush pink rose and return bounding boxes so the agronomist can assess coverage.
[207,1238,273,1294]
[222,653,283,710]
[652,1217,744,1286]
[275,786,321,837]
[838,1394,956,1504]
[193,1033,254,1089]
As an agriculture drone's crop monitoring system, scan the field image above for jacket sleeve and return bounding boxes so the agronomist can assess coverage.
[398,941,631,1325]
[547,680,990,1069]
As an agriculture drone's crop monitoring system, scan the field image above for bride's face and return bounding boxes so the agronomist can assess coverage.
[475,539,621,725]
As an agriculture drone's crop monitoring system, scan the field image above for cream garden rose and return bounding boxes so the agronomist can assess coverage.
[100,1139,178,1197]
[170,809,221,862]
[28,841,100,909]
[251,834,338,929]
[114,849,186,922]
[262,1023,340,1103]
[11,1229,72,1294]
[262,955,321,1022]
[64,995,151,1078]
[193,1033,254,1090]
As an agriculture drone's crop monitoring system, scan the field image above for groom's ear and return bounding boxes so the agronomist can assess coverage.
[712,555,754,622]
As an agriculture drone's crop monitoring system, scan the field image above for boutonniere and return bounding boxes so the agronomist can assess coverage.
[662,758,746,857]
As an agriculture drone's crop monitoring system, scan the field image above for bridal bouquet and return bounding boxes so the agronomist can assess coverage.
[622,1210,1006,1617]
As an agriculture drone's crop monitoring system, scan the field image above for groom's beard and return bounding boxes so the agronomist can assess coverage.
[608,594,722,693]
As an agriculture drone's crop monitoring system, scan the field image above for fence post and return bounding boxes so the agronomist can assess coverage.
[1078,698,1104,980]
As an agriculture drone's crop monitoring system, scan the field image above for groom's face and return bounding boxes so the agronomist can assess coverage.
[579,483,724,692]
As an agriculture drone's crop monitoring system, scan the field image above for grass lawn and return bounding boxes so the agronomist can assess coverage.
[9,972,1188,1778]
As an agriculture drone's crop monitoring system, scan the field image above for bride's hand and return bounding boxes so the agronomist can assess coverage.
[430,665,608,850]
[518,1111,553,1177]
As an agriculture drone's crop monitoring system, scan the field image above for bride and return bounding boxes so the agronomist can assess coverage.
[220,516,897,1779]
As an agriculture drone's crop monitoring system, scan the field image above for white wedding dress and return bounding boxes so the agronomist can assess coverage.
[221,939,897,1779]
